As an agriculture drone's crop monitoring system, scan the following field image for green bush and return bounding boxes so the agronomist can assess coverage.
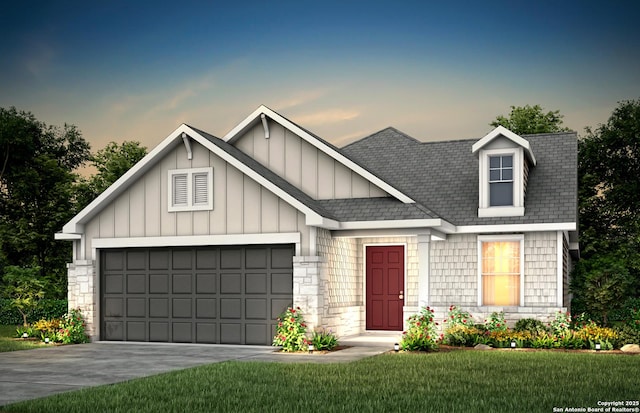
[272,307,309,352]
[311,329,338,351]
[514,318,548,335]
[0,299,67,325]
[400,306,439,351]
[614,324,640,346]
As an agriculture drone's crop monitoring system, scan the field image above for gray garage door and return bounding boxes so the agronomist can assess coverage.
[100,245,293,345]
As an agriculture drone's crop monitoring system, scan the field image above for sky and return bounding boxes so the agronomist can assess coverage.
[1,1,639,156]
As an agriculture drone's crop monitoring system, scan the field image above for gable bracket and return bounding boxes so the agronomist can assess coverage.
[181,132,193,160]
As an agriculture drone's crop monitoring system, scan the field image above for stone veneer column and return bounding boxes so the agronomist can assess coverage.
[417,234,431,307]
[67,260,96,339]
[292,256,326,331]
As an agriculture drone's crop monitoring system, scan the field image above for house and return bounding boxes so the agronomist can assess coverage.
[56,105,579,345]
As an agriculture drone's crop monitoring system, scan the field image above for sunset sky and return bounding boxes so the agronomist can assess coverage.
[1,1,639,154]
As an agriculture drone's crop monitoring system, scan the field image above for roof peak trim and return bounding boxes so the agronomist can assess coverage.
[472,125,537,165]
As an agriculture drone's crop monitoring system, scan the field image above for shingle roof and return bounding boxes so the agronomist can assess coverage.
[316,197,437,221]
[342,127,578,226]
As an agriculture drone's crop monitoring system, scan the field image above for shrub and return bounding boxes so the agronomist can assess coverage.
[57,308,89,344]
[0,299,68,325]
[443,324,482,347]
[311,329,338,351]
[485,312,507,332]
[514,318,548,335]
[272,307,308,352]
[443,305,474,328]
[400,306,439,351]
[628,307,640,331]
[571,312,597,329]
[549,311,572,334]
[613,323,640,346]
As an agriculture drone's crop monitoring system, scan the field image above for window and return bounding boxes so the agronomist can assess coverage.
[489,155,513,206]
[168,167,213,211]
[478,236,523,306]
[478,148,524,217]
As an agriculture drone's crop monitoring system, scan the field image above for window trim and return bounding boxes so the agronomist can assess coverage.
[477,234,525,307]
[478,147,524,217]
[167,167,213,212]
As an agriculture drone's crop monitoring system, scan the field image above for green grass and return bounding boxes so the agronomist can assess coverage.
[2,351,639,412]
[0,325,48,352]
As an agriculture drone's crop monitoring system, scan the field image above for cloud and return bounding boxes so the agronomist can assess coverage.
[273,89,328,110]
[292,108,360,126]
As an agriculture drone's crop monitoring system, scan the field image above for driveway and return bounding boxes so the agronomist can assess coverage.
[0,342,274,406]
[0,339,391,406]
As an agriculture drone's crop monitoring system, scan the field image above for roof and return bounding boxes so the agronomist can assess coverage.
[342,127,578,227]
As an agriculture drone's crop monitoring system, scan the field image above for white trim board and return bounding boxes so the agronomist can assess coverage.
[456,222,576,234]
[92,233,301,250]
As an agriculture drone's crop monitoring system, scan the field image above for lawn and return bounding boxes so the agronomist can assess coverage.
[0,325,48,352]
[1,350,638,413]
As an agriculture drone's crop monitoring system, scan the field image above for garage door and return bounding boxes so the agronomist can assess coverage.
[100,245,293,345]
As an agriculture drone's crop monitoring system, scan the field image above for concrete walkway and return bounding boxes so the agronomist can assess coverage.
[0,338,395,406]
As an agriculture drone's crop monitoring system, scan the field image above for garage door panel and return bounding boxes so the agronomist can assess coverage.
[196,273,216,293]
[149,322,169,342]
[196,298,216,318]
[104,298,123,317]
[149,274,169,293]
[220,273,241,294]
[127,322,146,341]
[172,298,192,318]
[196,250,216,269]
[245,298,267,319]
[245,273,267,294]
[272,273,293,294]
[127,251,146,270]
[172,322,192,342]
[127,274,146,294]
[245,324,267,344]
[220,298,241,319]
[196,323,216,343]
[220,323,241,344]
[172,274,192,294]
[105,275,123,294]
[172,250,192,270]
[149,298,169,318]
[101,245,293,345]
[127,298,146,317]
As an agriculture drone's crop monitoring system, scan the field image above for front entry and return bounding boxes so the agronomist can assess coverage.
[366,245,404,331]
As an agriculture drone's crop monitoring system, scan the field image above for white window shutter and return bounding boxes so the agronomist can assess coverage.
[193,173,208,205]
[173,174,188,206]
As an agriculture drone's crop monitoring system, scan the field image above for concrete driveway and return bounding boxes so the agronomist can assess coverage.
[0,342,274,406]
[0,339,390,406]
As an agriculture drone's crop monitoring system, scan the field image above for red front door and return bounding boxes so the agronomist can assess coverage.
[366,245,404,331]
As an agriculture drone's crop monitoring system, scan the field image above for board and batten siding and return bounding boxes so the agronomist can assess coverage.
[83,140,311,257]
[233,120,388,200]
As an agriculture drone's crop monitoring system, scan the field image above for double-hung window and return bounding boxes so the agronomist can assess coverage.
[168,167,213,211]
[478,235,523,306]
[489,155,513,206]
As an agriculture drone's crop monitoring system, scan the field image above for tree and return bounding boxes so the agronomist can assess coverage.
[490,104,570,135]
[571,99,640,320]
[0,107,91,297]
[2,266,48,326]
[75,141,147,209]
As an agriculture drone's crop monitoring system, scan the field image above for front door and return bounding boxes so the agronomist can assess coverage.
[366,245,404,331]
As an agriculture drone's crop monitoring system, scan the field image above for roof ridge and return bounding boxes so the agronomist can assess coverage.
[342,126,421,149]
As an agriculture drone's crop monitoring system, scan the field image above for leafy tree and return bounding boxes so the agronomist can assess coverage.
[572,99,640,319]
[490,104,570,135]
[75,141,147,209]
[2,266,48,326]
[0,107,91,297]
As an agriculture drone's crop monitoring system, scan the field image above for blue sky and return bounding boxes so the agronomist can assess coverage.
[1,1,639,152]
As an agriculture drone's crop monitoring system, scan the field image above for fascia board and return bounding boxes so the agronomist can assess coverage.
[224,105,415,204]
[61,124,191,234]
[54,232,81,240]
[472,126,537,166]
[456,222,577,233]
[92,233,301,249]
[338,219,444,230]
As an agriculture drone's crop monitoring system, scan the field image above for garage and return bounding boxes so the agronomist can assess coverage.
[100,245,294,345]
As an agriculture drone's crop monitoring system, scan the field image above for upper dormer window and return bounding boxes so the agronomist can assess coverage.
[489,155,513,207]
[472,126,535,218]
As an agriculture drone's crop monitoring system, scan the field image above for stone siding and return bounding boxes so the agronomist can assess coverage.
[67,260,96,339]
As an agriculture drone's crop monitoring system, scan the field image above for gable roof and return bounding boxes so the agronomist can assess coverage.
[342,127,577,227]
[223,105,415,204]
[471,125,537,165]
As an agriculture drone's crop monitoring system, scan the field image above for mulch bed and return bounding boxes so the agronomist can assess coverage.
[274,345,352,355]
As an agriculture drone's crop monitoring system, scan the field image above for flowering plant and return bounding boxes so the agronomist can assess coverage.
[272,307,309,352]
[57,308,89,344]
[549,311,572,334]
[444,305,475,327]
[400,306,439,351]
[485,311,507,332]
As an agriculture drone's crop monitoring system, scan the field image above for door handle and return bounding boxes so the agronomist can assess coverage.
[399,291,404,300]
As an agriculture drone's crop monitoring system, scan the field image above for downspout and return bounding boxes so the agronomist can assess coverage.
[181,132,193,160]
[261,114,270,139]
